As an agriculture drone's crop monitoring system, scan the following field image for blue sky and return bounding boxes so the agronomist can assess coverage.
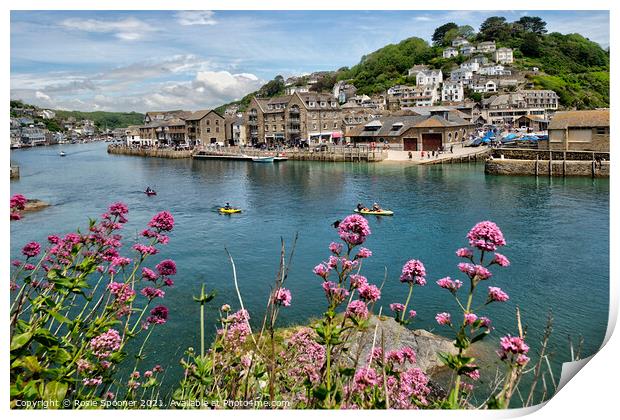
[10,10,609,112]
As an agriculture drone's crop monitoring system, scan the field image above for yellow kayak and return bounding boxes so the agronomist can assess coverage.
[354,209,394,216]
[219,208,242,214]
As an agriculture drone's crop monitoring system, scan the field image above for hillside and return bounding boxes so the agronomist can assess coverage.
[218,16,609,112]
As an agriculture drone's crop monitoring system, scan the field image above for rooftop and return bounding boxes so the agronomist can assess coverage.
[548,110,610,129]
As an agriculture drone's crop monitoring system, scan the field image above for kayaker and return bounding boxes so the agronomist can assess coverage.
[357,203,365,211]
[145,186,153,193]
[372,202,381,211]
[224,202,232,210]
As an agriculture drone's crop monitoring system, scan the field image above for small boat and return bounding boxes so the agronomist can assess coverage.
[144,190,157,196]
[219,207,241,214]
[354,208,394,216]
[252,156,274,163]
[59,151,66,156]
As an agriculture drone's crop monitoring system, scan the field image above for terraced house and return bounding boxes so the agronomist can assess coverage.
[245,92,344,146]
[184,109,226,146]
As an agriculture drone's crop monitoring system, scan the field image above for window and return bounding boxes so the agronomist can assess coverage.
[333,122,338,129]
[596,127,606,135]
[265,126,269,131]
[273,125,277,131]
[207,127,211,133]
[323,123,327,129]
[216,119,219,125]
[206,120,210,125]
[312,124,317,130]
[216,127,219,133]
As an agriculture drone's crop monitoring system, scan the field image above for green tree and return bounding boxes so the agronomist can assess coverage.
[432,22,458,46]
[516,16,547,35]
[520,32,542,57]
[479,16,510,41]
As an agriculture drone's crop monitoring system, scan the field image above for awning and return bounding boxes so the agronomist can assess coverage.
[331,132,343,138]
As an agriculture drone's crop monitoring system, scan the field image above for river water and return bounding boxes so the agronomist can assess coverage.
[10,142,609,399]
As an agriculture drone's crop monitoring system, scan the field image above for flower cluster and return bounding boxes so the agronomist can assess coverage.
[10,194,28,220]
[466,221,506,252]
[337,214,371,246]
[107,282,136,304]
[400,259,427,285]
[218,309,251,345]
[436,277,463,293]
[273,288,292,307]
[498,335,530,367]
[284,328,326,384]
[89,329,122,359]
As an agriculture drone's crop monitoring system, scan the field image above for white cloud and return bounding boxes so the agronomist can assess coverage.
[175,11,217,26]
[59,17,155,41]
[35,91,51,101]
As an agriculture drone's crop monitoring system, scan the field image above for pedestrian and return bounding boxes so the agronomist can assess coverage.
[408,151,413,160]
[450,145,454,154]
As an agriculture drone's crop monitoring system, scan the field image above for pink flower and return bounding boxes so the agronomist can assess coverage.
[89,329,122,359]
[111,256,132,267]
[133,244,158,256]
[337,214,371,245]
[107,282,136,303]
[273,288,292,307]
[156,259,176,276]
[146,305,169,325]
[10,194,28,210]
[465,368,480,380]
[458,263,492,280]
[492,253,510,267]
[349,274,368,289]
[313,263,329,278]
[22,242,41,258]
[47,235,60,244]
[390,303,405,313]
[322,281,349,305]
[435,312,451,326]
[479,317,492,328]
[408,310,417,318]
[353,367,380,391]
[10,212,21,220]
[329,241,343,255]
[141,287,165,300]
[83,377,103,387]
[357,247,372,259]
[464,313,478,325]
[109,202,129,218]
[142,267,159,281]
[11,259,22,267]
[221,304,231,312]
[358,283,381,302]
[341,258,358,271]
[345,300,369,320]
[163,278,174,287]
[327,255,339,269]
[436,276,463,293]
[23,263,36,271]
[148,211,174,232]
[467,221,506,252]
[456,247,473,258]
[488,286,509,302]
[153,365,164,373]
[400,259,426,285]
[498,335,530,366]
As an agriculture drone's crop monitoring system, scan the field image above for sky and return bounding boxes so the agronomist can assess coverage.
[10,10,610,113]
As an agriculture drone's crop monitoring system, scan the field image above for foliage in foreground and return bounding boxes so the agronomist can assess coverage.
[10,197,557,409]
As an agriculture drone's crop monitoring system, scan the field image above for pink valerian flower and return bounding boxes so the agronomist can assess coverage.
[341,258,359,271]
[488,286,510,302]
[387,347,417,365]
[388,367,431,408]
[357,247,373,259]
[109,202,129,218]
[10,212,21,220]
[322,281,349,305]
[498,335,530,366]
[464,313,478,325]
[221,304,231,312]
[464,367,481,381]
[458,263,492,280]
[144,370,153,378]
[313,263,329,278]
[146,305,169,325]
[100,361,112,369]
[107,282,136,303]
[11,259,22,267]
[141,287,165,300]
[409,310,417,318]
[353,366,380,391]
[127,380,141,390]
[104,392,115,400]
[142,267,159,281]
[153,365,164,373]
[130,371,140,379]
[358,283,381,303]
[155,259,176,276]
[89,329,122,359]
[435,312,452,326]
[349,274,368,289]
[22,242,41,258]
[491,253,511,267]
[163,278,174,287]
[76,359,92,373]
[23,263,36,271]
[345,300,369,320]
[82,377,103,387]
[47,235,60,244]
[148,211,175,232]
[219,309,251,344]
[466,221,506,252]
[111,256,132,267]
[479,316,492,328]
[133,244,158,256]
[327,255,339,269]
[273,288,292,307]
[368,347,384,364]
[390,303,405,313]
[286,328,326,384]
[156,234,169,245]
[400,259,427,285]
[337,214,371,246]
[141,229,158,238]
[436,276,463,293]
[329,241,343,255]
[456,247,474,258]
[10,194,28,210]
[10,281,19,291]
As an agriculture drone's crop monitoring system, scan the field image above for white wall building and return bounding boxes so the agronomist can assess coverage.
[416,69,443,87]
[452,37,470,47]
[478,65,511,76]
[471,80,498,93]
[477,41,497,53]
[443,47,459,58]
[494,48,514,64]
[442,82,465,102]
[460,45,476,56]
[450,69,474,85]
[460,61,480,73]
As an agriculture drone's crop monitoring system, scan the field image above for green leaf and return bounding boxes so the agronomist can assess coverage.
[10,331,33,351]
[33,328,60,347]
[42,381,68,406]
[48,310,72,326]
[313,385,329,401]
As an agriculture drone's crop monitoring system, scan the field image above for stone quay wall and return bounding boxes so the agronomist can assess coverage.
[485,159,609,178]
[107,145,194,159]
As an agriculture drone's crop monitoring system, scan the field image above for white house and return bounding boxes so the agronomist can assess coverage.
[443,47,459,58]
[493,48,514,64]
[416,69,443,87]
[400,86,439,108]
[450,68,474,85]
[477,41,497,53]
[442,82,464,102]
[471,80,498,93]
[478,65,511,76]
[387,85,415,96]
[285,85,310,95]
[452,37,470,47]
[460,61,480,73]
[460,45,476,56]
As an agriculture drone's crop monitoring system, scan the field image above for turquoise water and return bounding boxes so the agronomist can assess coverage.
[10,142,609,397]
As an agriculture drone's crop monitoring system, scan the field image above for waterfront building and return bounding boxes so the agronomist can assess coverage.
[185,109,226,146]
[125,125,145,146]
[341,108,383,139]
[225,114,247,146]
[245,91,343,146]
[442,82,465,102]
[513,115,549,132]
[542,110,609,152]
[139,118,187,147]
[493,48,514,64]
[20,127,47,146]
[480,93,549,125]
[443,47,459,58]
[347,109,474,151]
[144,110,191,125]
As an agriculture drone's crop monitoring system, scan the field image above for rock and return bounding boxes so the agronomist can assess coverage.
[23,199,50,212]
[345,316,457,374]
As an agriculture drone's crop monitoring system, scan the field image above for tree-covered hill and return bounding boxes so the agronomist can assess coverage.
[53,109,144,130]
[217,15,608,112]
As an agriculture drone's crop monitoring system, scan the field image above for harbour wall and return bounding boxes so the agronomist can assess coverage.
[485,159,609,178]
[107,146,193,159]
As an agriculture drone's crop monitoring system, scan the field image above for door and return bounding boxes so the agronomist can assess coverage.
[403,138,418,151]
[422,133,442,151]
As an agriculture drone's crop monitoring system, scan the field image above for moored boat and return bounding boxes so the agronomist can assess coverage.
[252,156,275,163]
